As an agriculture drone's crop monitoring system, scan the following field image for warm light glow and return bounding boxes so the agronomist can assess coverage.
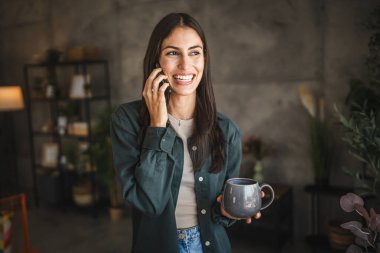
[0,86,25,111]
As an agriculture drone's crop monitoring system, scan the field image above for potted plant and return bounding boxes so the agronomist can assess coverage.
[338,192,380,253]
[71,142,96,207]
[90,106,125,221]
[335,5,380,200]
[333,7,380,252]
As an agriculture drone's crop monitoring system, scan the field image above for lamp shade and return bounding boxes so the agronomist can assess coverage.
[0,86,25,111]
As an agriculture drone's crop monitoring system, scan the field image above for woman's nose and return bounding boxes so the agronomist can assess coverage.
[178,56,191,70]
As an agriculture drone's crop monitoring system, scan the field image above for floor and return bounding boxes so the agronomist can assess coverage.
[24,206,332,253]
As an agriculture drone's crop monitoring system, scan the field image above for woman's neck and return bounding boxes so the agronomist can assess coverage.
[168,94,196,120]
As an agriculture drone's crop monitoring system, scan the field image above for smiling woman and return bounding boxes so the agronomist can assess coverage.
[159,27,205,97]
[110,13,262,253]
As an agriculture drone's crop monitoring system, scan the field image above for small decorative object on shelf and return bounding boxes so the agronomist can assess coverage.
[69,74,92,99]
[68,122,89,137]
[243,136,272,182]
[57,116,67,135]
[40,142,59,168]
[40,120,53,133]
[45,85,54,98]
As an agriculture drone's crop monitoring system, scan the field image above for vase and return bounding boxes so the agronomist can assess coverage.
[253,160,264,182]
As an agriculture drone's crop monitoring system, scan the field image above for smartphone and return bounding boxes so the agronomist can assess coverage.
[154,63,166,86]
[154,63,171,101]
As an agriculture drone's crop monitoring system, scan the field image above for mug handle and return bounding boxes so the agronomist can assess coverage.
[259,184,275,210]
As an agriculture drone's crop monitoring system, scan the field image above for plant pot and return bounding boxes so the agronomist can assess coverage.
[327,220,354,250]
[109,207,124,222]
[72,182,96,206]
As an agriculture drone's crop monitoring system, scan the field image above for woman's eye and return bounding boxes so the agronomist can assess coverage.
[166,51,179,56]
[190,51,200,56]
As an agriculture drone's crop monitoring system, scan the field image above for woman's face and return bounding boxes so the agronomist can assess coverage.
[159,26,205,97]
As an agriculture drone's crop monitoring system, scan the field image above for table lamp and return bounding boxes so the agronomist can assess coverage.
[0,86,25,111]
[0,86,25,197]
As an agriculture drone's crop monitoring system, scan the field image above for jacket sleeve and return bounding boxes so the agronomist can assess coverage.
[110,106,176,217]
[211,124,242,227]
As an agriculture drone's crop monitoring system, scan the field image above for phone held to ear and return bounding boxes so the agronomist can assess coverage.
[154,63,171,101]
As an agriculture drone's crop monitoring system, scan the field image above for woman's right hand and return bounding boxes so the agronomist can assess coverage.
[143,67,170,127]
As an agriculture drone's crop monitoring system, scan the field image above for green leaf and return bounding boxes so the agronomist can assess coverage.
[350,152,369,164]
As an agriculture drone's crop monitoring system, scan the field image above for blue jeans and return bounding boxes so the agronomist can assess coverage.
[177,226,203,253]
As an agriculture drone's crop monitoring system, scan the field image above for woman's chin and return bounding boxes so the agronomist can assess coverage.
[170,88,196,97]
[170,81,200,97]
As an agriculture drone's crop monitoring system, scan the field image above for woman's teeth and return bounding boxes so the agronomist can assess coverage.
[174,74,194,81]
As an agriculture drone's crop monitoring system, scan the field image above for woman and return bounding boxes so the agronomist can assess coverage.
[111,13,262,253]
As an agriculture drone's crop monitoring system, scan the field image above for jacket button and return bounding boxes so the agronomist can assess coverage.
[192,145,197,151]
[198,177,204,182]
[205,241,211,246]
[178,233,185,240]
[201,209,206,214]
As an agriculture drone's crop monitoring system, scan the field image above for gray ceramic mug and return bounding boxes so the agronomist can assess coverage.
[222,178,275,219]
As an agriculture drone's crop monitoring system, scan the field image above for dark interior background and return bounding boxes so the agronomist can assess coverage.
[0,0,378,243]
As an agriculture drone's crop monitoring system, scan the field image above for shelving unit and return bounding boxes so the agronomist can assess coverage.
[23,60,111,209]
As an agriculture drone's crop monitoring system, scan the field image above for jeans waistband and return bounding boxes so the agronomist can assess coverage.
[177,225,200,240]
[177,225,199,233]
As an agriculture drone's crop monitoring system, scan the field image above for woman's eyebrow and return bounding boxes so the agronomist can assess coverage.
[162,45,203,50]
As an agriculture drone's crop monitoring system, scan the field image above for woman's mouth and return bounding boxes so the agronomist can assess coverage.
[173,74,195,84]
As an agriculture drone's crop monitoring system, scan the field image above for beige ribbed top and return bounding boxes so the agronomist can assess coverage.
[168,114,198,229]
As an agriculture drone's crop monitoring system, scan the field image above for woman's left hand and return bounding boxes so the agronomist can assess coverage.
[216,191,265,224]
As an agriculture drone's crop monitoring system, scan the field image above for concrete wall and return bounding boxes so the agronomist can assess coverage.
[0,0,378,239]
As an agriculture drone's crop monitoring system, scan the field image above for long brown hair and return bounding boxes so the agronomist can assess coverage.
[140,13,225,173]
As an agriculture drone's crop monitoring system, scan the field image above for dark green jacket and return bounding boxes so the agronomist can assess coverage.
[110,100,242,253]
